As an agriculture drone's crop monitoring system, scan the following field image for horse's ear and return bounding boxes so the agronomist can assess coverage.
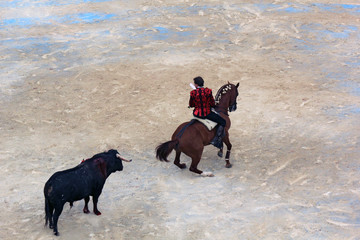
[236,83,239,88]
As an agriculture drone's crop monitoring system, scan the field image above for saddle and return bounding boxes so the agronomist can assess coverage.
[192,117,217,131]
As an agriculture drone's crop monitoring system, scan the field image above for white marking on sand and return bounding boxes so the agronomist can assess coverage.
[267,158,294,176]
[327,219,360,227]
[289,175,308,185]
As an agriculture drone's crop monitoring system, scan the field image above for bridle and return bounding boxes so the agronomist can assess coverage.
[226,85,238,112]
[229,89,238,112]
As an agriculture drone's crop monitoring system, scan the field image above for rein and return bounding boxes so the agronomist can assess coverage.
[214,107,229,116]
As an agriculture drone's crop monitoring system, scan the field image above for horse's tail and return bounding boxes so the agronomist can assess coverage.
[156,139,179,162]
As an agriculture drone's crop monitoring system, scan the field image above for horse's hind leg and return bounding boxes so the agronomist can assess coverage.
[223,133,232,168]
[189,152,214,177]
[189,155,202,174]
[174,150,186,169]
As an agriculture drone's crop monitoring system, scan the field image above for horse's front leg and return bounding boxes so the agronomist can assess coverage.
[222,134,232,168]
[217,148,223,158]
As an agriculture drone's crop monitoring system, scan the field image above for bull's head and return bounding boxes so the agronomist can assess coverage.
[105,149,132,173]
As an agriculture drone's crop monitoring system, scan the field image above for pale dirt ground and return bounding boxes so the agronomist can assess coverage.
[0,1,360,239]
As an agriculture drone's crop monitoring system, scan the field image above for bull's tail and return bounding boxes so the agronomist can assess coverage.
[44,182,54,229]
[156,139,179,162]
[44,197,51,227]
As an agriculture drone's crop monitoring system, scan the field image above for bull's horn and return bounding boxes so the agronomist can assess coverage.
[116,154,132,162]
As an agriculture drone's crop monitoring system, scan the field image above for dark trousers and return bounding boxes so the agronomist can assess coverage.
[196,112,226,127]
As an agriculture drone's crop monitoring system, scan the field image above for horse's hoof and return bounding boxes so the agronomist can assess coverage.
[217,151,223,158]
[225,163,232,168]
[201,172,214,177]
[179,163,186,169]
[175,163,186,169]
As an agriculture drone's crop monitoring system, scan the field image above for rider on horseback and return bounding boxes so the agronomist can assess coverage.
[189,76,226,149]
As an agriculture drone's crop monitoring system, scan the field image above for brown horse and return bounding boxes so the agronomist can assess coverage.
[156,82,239,176]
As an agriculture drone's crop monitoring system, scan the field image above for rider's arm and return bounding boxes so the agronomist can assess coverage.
[209,91,216,107]
[189,91,195,108]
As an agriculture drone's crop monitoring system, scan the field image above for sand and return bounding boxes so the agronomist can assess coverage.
[0,0,359,239]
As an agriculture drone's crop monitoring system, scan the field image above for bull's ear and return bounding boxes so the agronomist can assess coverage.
[236,83,239,88]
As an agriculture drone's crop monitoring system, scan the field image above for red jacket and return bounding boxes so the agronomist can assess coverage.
[189,87,215,117]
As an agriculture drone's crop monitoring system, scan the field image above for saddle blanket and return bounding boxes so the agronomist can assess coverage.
[192,117,218,131]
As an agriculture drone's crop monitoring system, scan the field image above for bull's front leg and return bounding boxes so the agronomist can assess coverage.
[92,195,101,215]
[83,196,90,214]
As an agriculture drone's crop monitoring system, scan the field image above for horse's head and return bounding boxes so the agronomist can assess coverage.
[215,82,240,112]
[229,83,239,112]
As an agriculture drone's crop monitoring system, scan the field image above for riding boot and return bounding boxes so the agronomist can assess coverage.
[210,125,225,149]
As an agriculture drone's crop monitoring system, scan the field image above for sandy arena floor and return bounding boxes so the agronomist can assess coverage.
[0,1,360,239]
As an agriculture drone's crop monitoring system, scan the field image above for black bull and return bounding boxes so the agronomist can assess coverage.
[44,149,131,236]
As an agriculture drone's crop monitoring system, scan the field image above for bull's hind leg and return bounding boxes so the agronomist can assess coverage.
[174,150,186,169]
[223,133,232,168]
[52,204,64,236]
[83,196,90,214]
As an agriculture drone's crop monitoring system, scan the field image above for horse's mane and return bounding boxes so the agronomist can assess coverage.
[214,83,233,105]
